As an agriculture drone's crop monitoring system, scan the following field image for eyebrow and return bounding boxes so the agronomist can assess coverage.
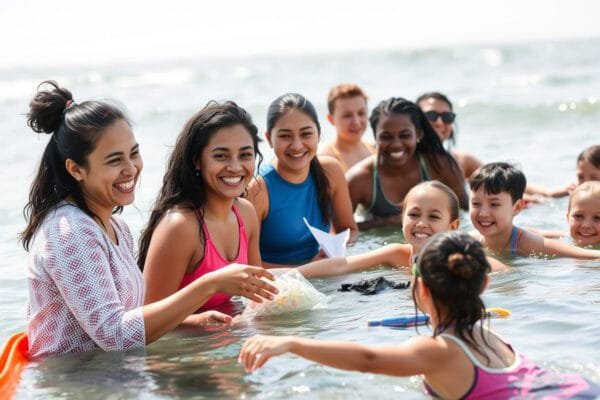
[276,126,314,133]
[211,145,254,152]
[105,143,139,160]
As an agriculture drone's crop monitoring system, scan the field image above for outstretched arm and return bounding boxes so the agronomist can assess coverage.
[238,334,438,377]
[296,243,411,278]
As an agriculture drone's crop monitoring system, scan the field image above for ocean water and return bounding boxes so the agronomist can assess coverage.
[1,37,599,398]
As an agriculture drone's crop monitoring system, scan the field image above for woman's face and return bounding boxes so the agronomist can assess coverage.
[198,124,256,199]
[328,96,368,143]
[418,97,454,143]
[74,119,142,213]
[267,109,319,175]
[375,113,420,168]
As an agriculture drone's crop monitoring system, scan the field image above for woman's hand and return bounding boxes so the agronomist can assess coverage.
[238,334,292,372]
[183,310,233,327]
[208,263,278,303]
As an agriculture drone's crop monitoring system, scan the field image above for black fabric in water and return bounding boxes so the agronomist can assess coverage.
[338,276,410,295]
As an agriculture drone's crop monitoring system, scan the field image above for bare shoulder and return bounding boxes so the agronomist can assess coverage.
[318,154,344,171]
[345,155,374,182]
[317,141,336,157]
[235,197,259,223]
[246,176,267,201]
[155,207,198,236]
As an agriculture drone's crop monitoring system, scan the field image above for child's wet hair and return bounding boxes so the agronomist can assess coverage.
[577,145,600,168]
[568,181,600,212]
[469,162,526,203]
[402,180,459,222]
[414,231,491,355]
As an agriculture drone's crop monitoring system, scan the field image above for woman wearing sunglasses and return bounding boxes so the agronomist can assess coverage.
[416,92,483,180]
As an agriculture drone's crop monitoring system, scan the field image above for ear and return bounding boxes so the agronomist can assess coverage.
[265,131,273,148]
[449,218,460,230]
[65,159,84,182]
[512,198,525,216]
[326,113,335,126]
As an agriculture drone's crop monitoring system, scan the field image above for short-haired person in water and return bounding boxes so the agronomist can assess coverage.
[346,97,467,230]
[469,162,600,259]
[239,232,600,399]
[247,93,358,268]
[22,82,276,358]
[416,91,482,179]
[317,83,374,172]
[139,101,275,321]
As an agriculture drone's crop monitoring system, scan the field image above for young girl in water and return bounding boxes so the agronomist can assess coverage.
[297,180,506,278]
[239,231,600,399]
[567,181,600,246]
[346,97,467,230]
[317,83,374,172]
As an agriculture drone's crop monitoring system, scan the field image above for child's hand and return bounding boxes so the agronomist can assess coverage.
[238,334,292,372]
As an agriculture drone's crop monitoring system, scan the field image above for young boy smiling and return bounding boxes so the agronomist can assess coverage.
[468,162,600,259]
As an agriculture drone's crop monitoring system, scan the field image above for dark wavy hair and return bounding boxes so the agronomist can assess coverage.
[21,80,129,251]
[137,100,261,270]
[414,231,493,359]
[369,96,460,176]
[266,93,331,223]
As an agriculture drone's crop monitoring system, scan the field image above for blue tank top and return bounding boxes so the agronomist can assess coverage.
[259,162,330,265]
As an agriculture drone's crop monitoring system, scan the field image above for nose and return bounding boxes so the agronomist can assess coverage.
[123,158,138,177]
[290,135,303,150]
[227,157,242,172]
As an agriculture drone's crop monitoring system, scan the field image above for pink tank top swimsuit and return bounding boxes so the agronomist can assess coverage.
[424,331,599,399]
[179,204,249,309]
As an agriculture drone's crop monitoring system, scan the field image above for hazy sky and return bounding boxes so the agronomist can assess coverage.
[2,0,599,68]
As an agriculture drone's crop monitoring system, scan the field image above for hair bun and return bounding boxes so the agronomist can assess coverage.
[27,80,73,134]
[447,252,473,279]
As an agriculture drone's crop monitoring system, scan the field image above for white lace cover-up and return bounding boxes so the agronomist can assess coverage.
[27,203,146,358]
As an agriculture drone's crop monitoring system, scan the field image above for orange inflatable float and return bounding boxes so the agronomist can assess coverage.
[0,332,28,399]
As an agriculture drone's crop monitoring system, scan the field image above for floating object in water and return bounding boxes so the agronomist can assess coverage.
[368,307,511,328]
[368,314,430,327]
[0,331,28,398]
[485,307,511,318]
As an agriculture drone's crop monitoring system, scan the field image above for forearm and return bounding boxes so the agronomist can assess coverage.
[298,247,397,278]
[289,337,378,373]
[142,274,217,343]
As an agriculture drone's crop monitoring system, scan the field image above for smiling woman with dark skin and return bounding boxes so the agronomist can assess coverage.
[346,97,467,230]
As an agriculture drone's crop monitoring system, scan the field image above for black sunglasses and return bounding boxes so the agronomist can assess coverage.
[424,111,456,124]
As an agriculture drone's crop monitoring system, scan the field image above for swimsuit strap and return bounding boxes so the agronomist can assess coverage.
[194,209,211,240]
[509,226,522,257]
[417,153,431,181]
[368,156,379,210]
[329,144,348,171]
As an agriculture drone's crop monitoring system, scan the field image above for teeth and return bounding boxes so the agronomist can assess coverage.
[390,151,405,159]
[413,232,430,239]
[479,221,494,227]
[221,176,243,184]
[288,152,306,158]
[115,180,134,191]
[578,231,595,237]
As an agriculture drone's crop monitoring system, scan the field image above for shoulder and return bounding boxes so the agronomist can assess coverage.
[451,150,482,177]
[317,155,345,180]
[317,141,336,157]
[43,204,103,241]
[234,198,259,222]
[154,207,199,238]
[346,155,375,182]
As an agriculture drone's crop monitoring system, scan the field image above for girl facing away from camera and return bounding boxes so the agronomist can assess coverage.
[247,93,358,268]
[346,97,467,230]
[239,231,600,399]
[317,83,375,172]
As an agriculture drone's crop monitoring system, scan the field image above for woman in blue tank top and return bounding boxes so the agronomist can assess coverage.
[247,93,358,267]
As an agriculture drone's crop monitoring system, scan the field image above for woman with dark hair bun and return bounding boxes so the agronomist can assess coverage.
[247,93,358,267]
[347,97,467,230]
[21,81,277,358]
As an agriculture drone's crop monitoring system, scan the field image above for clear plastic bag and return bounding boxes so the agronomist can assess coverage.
[241,269,328,318]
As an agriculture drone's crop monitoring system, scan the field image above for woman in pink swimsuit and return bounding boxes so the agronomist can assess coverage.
[139,101,266,323]
[239,231,599,399]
